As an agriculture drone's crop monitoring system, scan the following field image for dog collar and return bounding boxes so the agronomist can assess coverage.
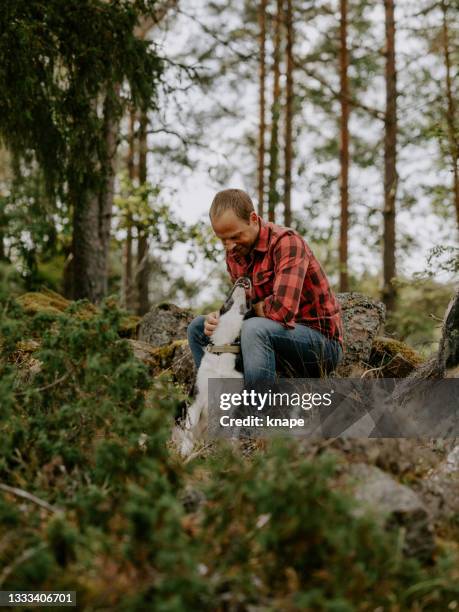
[206,343,241,354]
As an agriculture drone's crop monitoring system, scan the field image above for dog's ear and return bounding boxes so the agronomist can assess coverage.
[220,296,234,316]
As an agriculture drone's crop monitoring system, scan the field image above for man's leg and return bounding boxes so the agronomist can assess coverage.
[187,315,209,369]
[240,317,343,388]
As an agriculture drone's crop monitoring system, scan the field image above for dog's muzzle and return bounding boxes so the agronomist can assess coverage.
[219,276,253,317]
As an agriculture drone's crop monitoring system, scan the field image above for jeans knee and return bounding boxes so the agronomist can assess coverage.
[241,318,272,346]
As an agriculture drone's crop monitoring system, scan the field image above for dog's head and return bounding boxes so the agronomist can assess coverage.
[219,276,253,318]
[212,277,253,346]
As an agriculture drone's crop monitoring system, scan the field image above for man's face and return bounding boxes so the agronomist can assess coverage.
[211,210,259,257]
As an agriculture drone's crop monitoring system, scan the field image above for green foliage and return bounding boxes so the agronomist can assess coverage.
[387,278,454,353]
[0,294,209,608]
[0,165,67,290]
[0,289,458,608]
[198,442,459,610]
[0,0,163,196]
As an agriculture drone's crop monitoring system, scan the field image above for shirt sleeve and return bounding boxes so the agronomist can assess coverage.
[262,234,308,328]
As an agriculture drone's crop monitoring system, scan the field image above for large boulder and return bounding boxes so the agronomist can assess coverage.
[137,303,196,393]
[138,303,195,347]
[347,463,435,560]
[137,294,386,383]
[335,292,386,377]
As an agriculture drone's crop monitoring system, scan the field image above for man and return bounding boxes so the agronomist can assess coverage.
[188,188,344,388]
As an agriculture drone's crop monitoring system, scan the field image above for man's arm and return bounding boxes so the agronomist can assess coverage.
[260,234,309,328]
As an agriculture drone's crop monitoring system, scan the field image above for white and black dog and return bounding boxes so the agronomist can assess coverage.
[173,277,253,457]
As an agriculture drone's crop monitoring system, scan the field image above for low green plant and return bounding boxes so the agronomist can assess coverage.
[0,295,209,610]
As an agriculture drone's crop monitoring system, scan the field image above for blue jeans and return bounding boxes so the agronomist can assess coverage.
[187,315,343,388]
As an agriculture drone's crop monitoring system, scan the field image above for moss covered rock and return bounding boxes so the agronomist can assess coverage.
[15,289,140,337]
[369,336,425,377]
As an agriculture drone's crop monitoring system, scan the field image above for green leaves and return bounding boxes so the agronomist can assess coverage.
[0,0,163,195]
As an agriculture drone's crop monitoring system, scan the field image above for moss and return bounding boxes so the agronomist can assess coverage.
[152,339,187,371]
[17,288,71,315]
[15,289,139,334]
[370,336,425,377]
[16,339,41,352]
[118,314,141,338]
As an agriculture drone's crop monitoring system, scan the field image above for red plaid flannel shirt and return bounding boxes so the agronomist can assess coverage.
[226,216,344,347]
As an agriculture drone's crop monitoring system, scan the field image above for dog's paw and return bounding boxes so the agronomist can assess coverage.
[180,433,195,457]
[172,425,195,458]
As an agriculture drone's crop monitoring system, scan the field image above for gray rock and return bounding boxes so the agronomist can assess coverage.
[138,303,195,347]
[335,292,386,376]
[138,292,386,383]
[348,463,434,561]
[417,443,459,521]
[171,341,196,395]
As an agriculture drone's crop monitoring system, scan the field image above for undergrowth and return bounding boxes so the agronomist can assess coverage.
[0,289,457,611]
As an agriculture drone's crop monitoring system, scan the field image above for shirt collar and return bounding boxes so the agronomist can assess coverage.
[252,215,269,253]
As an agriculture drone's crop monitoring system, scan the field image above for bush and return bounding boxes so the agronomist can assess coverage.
[0,292,458,610]
[0,295,209,610]
[197,442,459,611]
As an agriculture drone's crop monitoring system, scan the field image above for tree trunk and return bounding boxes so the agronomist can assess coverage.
[137,110,150,316]
[439,286,459,371]
[268,0,283,223]
[382,0,398,314]
[99,89,118,295]
[339,0,350,292]
[71,89,119,303]
[123,108,137,311]
[440,0,459,232]
[283,0,293,228]
[258,0,267,217]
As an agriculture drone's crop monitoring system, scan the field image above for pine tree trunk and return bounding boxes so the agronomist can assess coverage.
[99,89,118,296]
[339,0,350,292]
[258,0,267,217]
[137,110,150,316]
[440,0,459,232]
[283,0,293,228]
[123,108,136,311]
[382,0,398,313]
[268,0,283,223]
[71,89,119,303]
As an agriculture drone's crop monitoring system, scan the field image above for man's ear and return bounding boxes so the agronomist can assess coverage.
[249,211,258,223]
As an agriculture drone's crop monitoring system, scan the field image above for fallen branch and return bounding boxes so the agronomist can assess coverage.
[183,442,213,464]
[15,371,70,396]
[0,483,63,515]
[0,543,47,587]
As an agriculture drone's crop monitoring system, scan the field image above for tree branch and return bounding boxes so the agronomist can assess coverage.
[0,483,63,514]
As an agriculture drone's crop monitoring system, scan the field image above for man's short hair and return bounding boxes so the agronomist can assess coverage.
[210,189,255,222]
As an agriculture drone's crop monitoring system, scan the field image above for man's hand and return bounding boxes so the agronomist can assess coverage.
[253,301,265,317]
[204,311,220,337]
